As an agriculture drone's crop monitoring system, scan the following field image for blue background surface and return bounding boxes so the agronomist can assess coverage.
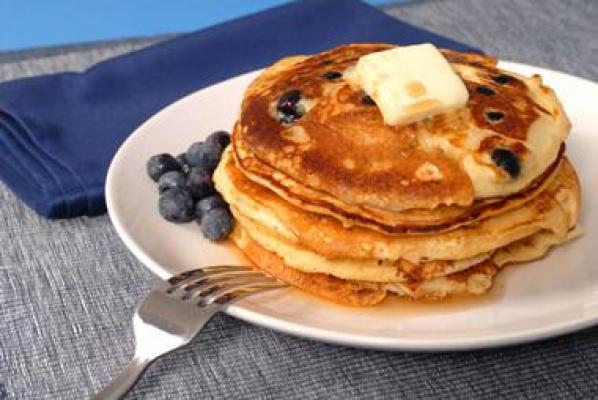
[0,0,404,51]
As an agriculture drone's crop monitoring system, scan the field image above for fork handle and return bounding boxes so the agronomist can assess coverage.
[92,355,152,400]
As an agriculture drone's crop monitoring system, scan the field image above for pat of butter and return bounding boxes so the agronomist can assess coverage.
[350,43,469,126]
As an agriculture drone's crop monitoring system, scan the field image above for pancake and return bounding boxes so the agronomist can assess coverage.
[231,226,386,307]
[229,195,581,285]
[234,43,569,218]
[391,227,581,299]
[215,148,580,264]
[213,43,581,307]
[231,225,581,306]
[231,207,492,283]
[234,137,564,234]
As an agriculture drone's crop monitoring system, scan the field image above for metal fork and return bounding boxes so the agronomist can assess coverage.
[92,266,286,400]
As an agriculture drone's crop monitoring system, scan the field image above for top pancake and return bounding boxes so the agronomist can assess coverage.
[235,44,569,212]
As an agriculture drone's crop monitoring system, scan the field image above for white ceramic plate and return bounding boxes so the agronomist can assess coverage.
[106,62,598,351]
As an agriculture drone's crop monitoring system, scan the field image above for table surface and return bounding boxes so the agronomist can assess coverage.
[1,1,598,399]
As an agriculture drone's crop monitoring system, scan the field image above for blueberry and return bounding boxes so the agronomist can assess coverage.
[200,208,235,241]
[187,166,215,199]
[278,89,301,107]
[476,86,496,96]
[158,188,194,222]
[195,193,228,221]
[486,110,504,122]
[206,130,231,149]
[361,94,376,106]
[186,142,223,171]
[277,89,303,124]
[176,152,190,174]
[493,74,512,85]
[491,148,520,178]
[147,153,180,182]
[158,170,187,193]
[322,71,342,80]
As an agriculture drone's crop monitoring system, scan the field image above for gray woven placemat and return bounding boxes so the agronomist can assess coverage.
[1,1,598,399]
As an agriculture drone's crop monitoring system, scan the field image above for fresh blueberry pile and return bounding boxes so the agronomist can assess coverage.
[146,130,234,241]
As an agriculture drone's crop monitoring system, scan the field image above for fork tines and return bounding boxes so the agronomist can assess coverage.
[165,266,285,306]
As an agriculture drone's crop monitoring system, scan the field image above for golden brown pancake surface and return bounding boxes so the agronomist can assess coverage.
[233,139,564,234]
[215,148,580,264]
[231,225,580,306]
[235,44,569,213]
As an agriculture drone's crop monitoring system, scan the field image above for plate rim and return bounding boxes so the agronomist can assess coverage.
[106,61,598,351]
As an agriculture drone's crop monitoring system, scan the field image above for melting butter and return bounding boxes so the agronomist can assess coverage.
[348,43,469,126]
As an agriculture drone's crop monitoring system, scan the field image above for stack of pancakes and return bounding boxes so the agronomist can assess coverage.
[214,44,581,306]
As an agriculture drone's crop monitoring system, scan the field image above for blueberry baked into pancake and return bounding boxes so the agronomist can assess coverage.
[211,43,581,306]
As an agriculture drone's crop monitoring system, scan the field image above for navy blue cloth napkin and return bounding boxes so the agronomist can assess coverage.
[0,0,478,218]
